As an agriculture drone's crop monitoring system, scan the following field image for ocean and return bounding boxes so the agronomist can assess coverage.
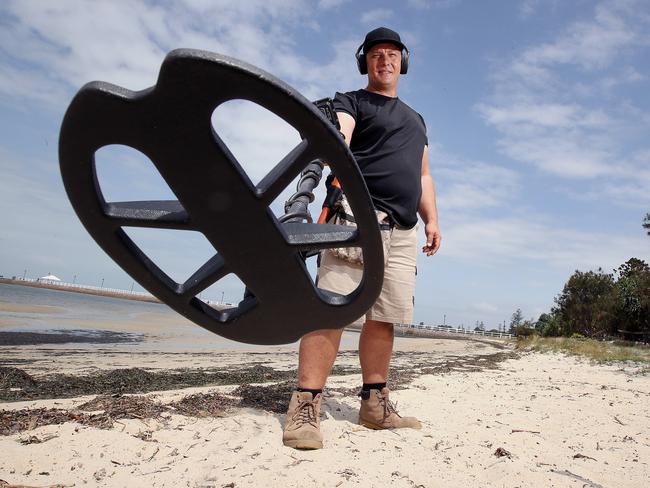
[0,282,166,326]
[0,283,363,351]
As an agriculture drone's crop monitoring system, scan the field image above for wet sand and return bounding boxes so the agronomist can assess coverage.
[0,302,66,314]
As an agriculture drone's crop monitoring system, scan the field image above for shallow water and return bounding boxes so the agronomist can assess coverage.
[0,283,371,351]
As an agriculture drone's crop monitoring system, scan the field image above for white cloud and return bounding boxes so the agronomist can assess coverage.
[472,302,499,314]
[429,146,521,212]
[441,215,649,272]
[318,0,349,8]
[0,0,337,108]
[0,0,365,211]
[360,9,394,25]
[478,0,650,200]
[407,0,460,9]
[496,136,613,178]
[477,103,610,129]
[518,0,541,19]
[521,2,645,70]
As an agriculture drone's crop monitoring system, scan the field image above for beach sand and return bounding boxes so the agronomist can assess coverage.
[1,336,649,488]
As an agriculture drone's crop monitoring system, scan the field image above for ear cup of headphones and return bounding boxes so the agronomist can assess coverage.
[400,48,409,74]
[355,44,367,74]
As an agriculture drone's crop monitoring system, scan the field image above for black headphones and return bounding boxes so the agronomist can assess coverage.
[355,43,410,75]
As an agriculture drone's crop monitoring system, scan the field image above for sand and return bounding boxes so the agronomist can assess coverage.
[0,303,65,315]
[1,340,649,488]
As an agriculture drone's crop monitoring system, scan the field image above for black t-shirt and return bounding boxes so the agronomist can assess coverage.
[333,89,428,228]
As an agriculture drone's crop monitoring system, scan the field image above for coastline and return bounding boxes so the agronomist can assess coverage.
[0,279,511,344]
[0,278,162,304]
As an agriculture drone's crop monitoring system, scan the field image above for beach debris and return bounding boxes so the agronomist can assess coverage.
[511,429,541,434]
[1,408,83,436]
[551,469,604,488]
[145,446,160,462]
[613,416,626,425]
[573,453,597,461]
[2,389,240,435]
[493,447,512,458]
[78,394,165,420]
[231,381,295,413]
[169,391,235,417]
[0,368,37,390]
[336,468,358,480]
[1,365,296,402]
[133,430,155,442]
[18,434,58,445]
[0,481,71,488]
[0,329,144,347]
[93,468,107,481]
[1,350,517,402]
[1,350,521,434]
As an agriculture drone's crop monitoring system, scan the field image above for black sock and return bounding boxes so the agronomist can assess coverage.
[362,382,386,391]
[297,387,322,397]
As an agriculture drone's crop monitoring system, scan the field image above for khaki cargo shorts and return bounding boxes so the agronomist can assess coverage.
[317,225,418,326]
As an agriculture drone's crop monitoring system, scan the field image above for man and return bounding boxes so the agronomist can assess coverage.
[283,27,441,449]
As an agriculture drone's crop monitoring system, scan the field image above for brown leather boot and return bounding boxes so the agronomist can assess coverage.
[282,391,323,449]
[359,387,422,430]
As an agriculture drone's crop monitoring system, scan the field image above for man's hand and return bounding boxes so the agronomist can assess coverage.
[422,221,441,256]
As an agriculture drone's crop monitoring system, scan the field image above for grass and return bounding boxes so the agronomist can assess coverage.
[516,335,650,365]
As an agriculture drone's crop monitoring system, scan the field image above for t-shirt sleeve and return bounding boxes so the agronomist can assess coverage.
[418,113,428,146]
[333,91,357,120]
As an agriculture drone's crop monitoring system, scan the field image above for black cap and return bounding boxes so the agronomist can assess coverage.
[362,27,406,54]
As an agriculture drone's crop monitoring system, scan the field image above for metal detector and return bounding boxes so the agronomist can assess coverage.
[59,49,383,345]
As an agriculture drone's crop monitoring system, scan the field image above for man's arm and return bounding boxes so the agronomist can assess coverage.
[336,111,356,145]
[418,145,441,256]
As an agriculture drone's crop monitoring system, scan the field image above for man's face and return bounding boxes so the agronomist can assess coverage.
[366,42,402,88]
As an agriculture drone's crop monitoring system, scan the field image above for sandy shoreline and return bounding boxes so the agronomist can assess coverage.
[1,339,649,487]
[1,286,648,486]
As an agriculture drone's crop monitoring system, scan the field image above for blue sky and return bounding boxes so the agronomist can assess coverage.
[1,0,649,330]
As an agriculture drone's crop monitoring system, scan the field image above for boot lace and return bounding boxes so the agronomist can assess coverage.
[378,394,402,421]
[292,399,318,427]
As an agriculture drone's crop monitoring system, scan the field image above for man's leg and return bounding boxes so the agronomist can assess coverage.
[282,327,344,449]
[356,226,421,430]
[298,327,344,388]
[358,323,421,430]
[359,319,394,383]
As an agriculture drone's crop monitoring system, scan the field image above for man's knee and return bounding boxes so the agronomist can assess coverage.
[362,320,394,335]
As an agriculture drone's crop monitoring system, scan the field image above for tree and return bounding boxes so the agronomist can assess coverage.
[535,313,561,337]
[553,268,616,338]
[509,308,523,334]
[643,213,650,236]
[613,258,650,340]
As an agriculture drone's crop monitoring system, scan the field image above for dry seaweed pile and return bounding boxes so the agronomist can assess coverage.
[0,367,36,390]
[169,392,237,417]
[231,380,296,413]
[0,329,143,346]
[0,390,236,436]
[0,364,304,402]
[0,350,518,435]
[0,380,363,435]
[1,352,517,402]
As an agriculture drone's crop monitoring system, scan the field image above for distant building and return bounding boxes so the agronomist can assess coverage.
[38,274,62,282]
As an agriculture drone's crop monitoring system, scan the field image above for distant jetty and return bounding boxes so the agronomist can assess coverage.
[0,277,161,304]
